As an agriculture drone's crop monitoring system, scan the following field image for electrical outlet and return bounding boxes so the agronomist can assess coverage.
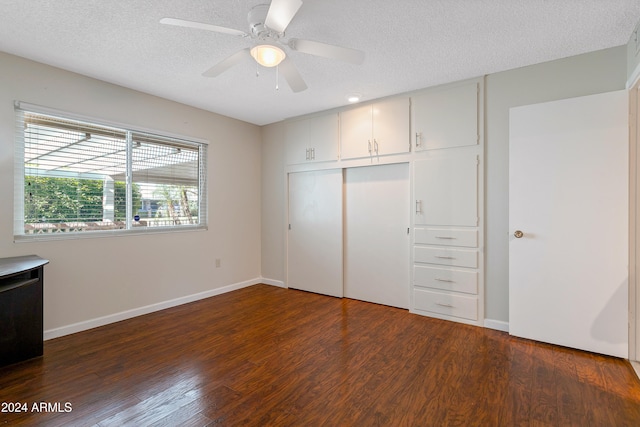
[215,258,221,268]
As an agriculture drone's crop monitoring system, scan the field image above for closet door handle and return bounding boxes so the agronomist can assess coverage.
[415,200,422,214]
[368,140,372,154]
[415,132,422,148]
[374,139,379,154]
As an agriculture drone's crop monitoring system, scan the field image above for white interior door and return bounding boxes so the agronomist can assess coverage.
[288,169,343,297]
[344,163,410,308]
[509,90,628,358]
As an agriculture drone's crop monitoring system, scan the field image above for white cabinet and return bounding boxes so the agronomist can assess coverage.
[412,81,479,151]
[414,154,478,226]
[285,113,339,164]
[340,97,410,160]
[411,151,482,325]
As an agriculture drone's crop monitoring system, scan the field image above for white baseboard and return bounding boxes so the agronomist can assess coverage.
[44,277,262,340]
[484,318,509,333]
[260,277,286,288]
[631,361,640,380]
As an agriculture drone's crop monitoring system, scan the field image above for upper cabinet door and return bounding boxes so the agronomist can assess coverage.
[340,97,410,160]
[340,105,373,160]
[412,82,478,151]
[308,113,339,163]
[285,113,339,165]
[372,97,410,156]
[414,154,479,226]
[285,118,309,165]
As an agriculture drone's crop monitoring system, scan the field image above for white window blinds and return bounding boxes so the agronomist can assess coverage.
[14,103,208,239]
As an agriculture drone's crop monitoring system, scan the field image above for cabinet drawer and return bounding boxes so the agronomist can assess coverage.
[414,265,478,294]
[413,288,478,320]
[414,247,478,268]
[415,227,477,247]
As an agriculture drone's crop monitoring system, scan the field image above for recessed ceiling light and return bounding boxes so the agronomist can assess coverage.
[346,93,361,103]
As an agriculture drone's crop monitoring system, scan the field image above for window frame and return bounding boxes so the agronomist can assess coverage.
[14,101,208,241]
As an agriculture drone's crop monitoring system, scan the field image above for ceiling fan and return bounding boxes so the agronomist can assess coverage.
[160,0,365,92]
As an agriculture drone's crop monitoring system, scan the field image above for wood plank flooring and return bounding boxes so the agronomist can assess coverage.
[1,284,639,426]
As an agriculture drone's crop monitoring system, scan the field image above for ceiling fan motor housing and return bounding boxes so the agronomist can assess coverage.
[248,4,282,40]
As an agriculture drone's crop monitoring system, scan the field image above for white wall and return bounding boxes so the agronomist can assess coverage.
[260,122,286,284]
[261,46,628,325]
[0,52,263,335]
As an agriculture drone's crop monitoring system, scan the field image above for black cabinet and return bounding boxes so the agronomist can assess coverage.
[0,255,48,367]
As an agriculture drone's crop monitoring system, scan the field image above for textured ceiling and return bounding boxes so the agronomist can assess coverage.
[1,0,640,125]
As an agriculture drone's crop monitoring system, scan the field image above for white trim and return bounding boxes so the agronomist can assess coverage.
[15,224,207,243]
[631,361,640,380]
[44,278,261,340]
[260,278,286,288]
[484,318,509,332]
[628,65,640,90]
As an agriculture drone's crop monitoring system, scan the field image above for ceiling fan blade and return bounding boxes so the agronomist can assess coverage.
[279,58,307,93]
[160,17,248,37]
[288,39,365,65]
[202,48,251,77]
[265,0,303,33]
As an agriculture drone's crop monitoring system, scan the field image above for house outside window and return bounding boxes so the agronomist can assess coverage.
[14,102,208,240]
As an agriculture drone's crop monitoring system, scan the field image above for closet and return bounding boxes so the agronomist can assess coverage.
[287,169,343,297]
[285,77,484,326]
[344,163,410,308]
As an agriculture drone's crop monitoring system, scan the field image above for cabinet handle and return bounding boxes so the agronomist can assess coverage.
[436,236,456,240]
[415,132,422,147]
[368,139,372,154]
[436,302,454,308]
[311,147,315,160]
[434,278,455,283]
[415,200,422,214]
[305,148,309,161]
[435,256,455,260]
[374,139,379,154]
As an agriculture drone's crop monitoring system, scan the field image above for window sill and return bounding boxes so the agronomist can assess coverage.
[14,224,208,243]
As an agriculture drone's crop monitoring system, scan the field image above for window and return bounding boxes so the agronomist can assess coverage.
[14,102,207,239]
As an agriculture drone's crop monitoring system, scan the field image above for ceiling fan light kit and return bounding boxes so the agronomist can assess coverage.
[250,44,286,67]
[160,0,364,93]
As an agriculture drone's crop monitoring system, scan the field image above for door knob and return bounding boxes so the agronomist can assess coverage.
[514,230,524,238]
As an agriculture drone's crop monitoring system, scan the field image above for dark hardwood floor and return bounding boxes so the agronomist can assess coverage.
[1,284,639,426]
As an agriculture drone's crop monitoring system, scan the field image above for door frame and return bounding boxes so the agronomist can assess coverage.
[630,77,640,362]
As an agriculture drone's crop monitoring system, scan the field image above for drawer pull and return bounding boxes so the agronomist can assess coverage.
[436,302,454,308]
[435,256,455,260]
[436,236,456,240]
[434,278,454,283]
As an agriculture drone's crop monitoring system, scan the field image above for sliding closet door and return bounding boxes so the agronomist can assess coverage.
[287,169,343,297]
[344,163,410,308]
